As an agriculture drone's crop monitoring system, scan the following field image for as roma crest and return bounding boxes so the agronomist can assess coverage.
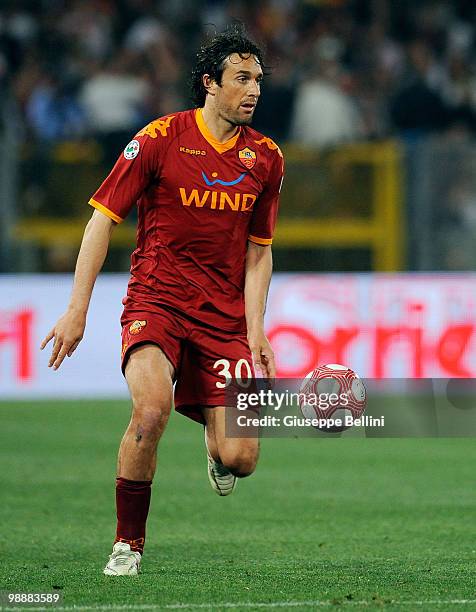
[129,320,147,335]
[238,147,256,169]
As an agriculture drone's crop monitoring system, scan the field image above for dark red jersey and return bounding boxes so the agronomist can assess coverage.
[89,108,284,331]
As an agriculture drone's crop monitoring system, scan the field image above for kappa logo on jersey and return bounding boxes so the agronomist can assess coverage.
[180,146,206,156]
[124,139,140,160]
[129,320,147,335]
[254,136,283,158]
[202,171,246,187]
[136,116,175,139]
[238,147,256,169]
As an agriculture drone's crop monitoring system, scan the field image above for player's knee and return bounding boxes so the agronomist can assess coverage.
[221,449,257,478]
[131,402,170,441]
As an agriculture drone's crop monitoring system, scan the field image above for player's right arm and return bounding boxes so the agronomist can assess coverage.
[40,210,116,370]
[41,118,166,370]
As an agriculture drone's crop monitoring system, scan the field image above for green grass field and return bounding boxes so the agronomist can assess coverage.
[1,400,475,611]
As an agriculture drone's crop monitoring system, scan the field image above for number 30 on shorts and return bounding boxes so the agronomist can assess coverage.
[213,358,253,388]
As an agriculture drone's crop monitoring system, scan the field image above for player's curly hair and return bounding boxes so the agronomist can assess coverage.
[190,23,265,107]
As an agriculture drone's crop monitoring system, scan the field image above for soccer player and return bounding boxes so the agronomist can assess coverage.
[41,25,284,576]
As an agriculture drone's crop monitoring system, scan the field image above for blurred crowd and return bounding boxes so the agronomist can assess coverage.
[1,0,476,152]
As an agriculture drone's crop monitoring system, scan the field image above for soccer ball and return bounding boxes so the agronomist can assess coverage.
[298,364,366,432]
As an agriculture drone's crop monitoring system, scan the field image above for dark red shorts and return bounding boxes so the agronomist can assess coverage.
[121,306,253,424]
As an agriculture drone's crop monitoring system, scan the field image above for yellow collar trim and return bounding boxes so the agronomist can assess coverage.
[195,108,241,154]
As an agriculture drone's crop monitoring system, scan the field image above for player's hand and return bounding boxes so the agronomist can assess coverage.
[247,329,276,382]
[40,308,86,370]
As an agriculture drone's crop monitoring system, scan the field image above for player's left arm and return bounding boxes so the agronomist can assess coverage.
[245,243,275,380]
[245,148,284,380]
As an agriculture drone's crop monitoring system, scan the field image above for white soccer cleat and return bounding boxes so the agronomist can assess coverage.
[207,453,237,496]
[103,541,141,576]
[205,429,236,496]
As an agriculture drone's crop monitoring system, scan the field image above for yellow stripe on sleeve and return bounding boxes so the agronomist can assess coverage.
[248,234,273,246]
[89,198,123,224]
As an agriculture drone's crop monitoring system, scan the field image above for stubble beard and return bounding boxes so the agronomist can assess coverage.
[219,106,255,128]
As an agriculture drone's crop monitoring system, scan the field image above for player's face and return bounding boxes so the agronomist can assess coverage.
[215,53,263,126]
